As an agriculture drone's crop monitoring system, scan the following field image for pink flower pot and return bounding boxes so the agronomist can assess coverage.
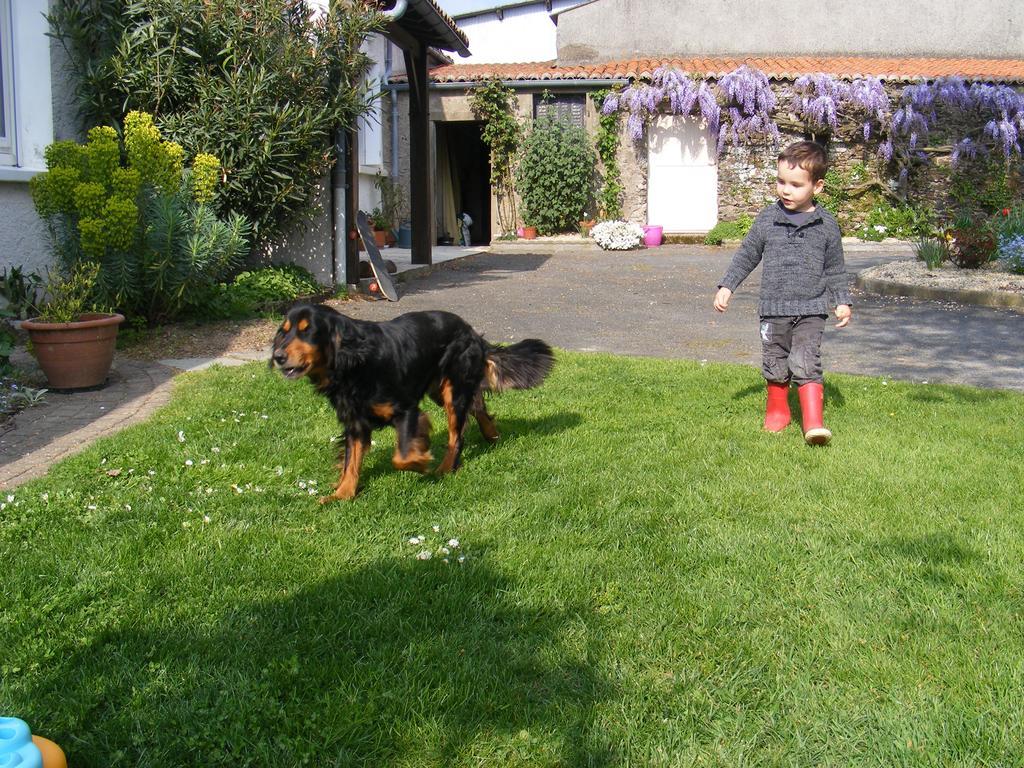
[643,225,663,246]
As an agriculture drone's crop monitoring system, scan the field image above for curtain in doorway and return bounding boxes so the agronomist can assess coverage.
[435,129,460,243]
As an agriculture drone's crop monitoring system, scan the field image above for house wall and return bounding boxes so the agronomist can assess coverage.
[454,0,581,64]
[556,0,1024,64]
[0,0,68,279]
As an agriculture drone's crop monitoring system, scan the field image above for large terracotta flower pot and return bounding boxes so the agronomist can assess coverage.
[22,312,125,390]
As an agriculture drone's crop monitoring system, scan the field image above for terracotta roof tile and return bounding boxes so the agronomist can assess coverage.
[416,55,1024,84]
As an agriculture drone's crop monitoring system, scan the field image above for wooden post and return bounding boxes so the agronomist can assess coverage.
[404,43,432,265]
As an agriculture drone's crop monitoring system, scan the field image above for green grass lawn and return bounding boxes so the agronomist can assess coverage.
[2,352,1023,766]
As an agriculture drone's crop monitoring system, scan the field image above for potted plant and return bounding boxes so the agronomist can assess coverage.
[578,212,596,237]
[373,173,406,246]
[521,224,538,240]
[369,208,391,248]
[21,261,124,390]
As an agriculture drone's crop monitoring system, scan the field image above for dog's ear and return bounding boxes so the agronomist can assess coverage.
[317,308,366,370]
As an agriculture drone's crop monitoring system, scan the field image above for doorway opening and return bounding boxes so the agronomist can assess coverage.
[435,121,491,245]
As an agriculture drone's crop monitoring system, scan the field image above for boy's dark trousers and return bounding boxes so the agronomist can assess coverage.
[760,315,826,385]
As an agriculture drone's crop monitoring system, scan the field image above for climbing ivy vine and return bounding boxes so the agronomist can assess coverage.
[469,79,522,237]
[592,89,623,220]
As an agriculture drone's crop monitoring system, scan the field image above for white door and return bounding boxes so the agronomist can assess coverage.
[646,115,718,233]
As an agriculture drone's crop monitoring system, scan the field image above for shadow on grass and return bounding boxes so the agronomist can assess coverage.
[28,558,617,767]
[353,412,584,486]
[874,531,981,566]
[906,387,1015,404]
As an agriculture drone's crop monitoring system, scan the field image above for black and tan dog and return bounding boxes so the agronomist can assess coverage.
[271,304,554,502]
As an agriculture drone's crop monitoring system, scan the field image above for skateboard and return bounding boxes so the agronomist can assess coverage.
[355,210,399,301]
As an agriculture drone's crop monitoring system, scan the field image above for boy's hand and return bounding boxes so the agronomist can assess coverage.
[835,304,852,328]
[714,287,732,312]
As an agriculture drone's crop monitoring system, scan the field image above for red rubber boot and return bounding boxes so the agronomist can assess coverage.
[798,382,832,445]
[763,381,791,432]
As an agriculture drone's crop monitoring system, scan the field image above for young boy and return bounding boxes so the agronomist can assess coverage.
[713,140,852,445]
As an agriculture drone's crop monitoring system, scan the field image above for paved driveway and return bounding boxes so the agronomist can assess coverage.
[342,242,1024,392]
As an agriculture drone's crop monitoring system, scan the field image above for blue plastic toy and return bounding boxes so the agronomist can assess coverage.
[0,717,42,768]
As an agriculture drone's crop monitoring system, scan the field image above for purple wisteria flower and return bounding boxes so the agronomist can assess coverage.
[791,73,849,131]
[697,81,721,138]
[716,65,779,149]
[847,77,890,140]
[600,92,620,115]
[950,137,980,165]
[652,66,699,115]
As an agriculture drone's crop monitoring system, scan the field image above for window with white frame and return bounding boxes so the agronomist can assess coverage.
[0,0,15,166]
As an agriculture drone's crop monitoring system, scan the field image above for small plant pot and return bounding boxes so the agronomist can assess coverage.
[22,312,124,390]
[643,225,663,246]
[522,226,538,240]
[397,223,412,248]
[373,229,389,248]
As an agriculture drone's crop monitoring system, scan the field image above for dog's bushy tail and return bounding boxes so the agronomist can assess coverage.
[485,339,554,392]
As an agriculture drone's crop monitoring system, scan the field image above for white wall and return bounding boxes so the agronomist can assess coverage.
[557,0,1024,64]
[0,0,57,277]
[455,0,583,64]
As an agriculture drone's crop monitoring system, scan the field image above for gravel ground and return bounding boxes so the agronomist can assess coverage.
[858,258,1024,294]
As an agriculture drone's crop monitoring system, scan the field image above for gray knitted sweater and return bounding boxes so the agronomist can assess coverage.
[718,202,852,316]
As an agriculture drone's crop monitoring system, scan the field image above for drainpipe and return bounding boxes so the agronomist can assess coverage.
[331,128,346,287]
[383,0,407,19]
[386,42,399,183]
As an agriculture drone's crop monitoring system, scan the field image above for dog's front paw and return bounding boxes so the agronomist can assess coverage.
[319,487,358,503]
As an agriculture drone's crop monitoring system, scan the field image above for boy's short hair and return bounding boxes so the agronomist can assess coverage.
[778,141,828,182]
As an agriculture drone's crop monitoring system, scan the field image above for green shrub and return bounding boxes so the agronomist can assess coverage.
[50,0,382,247]
[231,264,322,306]
[950,160,1017,215]
[30,112,252,323]
[704,215,754,245]
[515,114,595,235]
[191,264,324,321]
[857,202,936,241]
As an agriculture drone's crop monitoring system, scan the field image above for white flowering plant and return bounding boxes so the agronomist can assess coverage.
[591,220,644,251]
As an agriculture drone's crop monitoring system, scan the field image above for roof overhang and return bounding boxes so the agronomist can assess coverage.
[382,0,471,58]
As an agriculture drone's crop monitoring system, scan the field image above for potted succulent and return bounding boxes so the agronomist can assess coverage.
[21,261,124,390]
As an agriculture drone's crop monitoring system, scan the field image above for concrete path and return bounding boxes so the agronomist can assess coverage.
[2,241,1021,489]
[338,242,1024,392]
